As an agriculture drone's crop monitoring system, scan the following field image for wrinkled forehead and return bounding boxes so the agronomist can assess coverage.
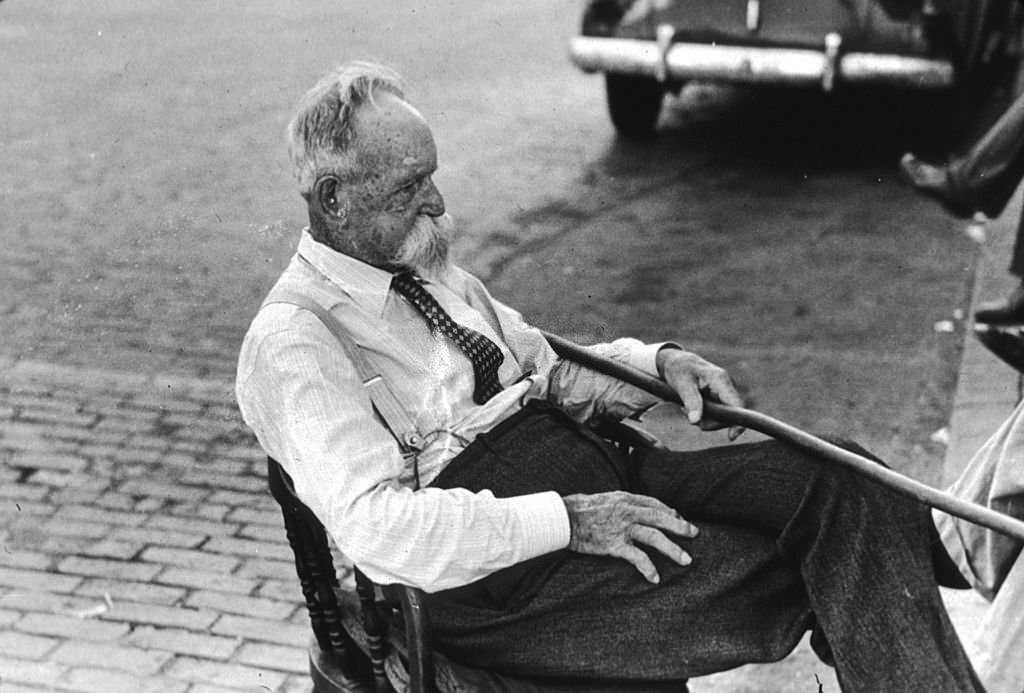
[351,92,437,183]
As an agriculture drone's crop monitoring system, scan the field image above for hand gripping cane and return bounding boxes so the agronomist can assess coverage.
[543,331,1024,542]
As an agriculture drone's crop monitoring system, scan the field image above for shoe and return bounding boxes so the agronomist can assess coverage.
[898,153,976,219]
[974,323,1024,373]
[974,283,1024,326]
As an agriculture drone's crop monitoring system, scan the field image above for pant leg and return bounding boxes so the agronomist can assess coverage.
[427,406,812,685]
[428,408,982,690]
[429,522,813,686]
[948,90,1024,218]
[632,439,983,692]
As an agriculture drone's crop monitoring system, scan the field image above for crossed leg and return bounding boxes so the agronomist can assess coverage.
[427,409,982,691]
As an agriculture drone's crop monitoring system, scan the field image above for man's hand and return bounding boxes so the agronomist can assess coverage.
[656,347,746,441]
[564,491,698,584]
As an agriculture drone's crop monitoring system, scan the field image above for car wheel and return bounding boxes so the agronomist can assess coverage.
[605,73,665,138]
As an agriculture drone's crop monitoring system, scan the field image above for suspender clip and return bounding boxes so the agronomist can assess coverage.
[402,431,424,451]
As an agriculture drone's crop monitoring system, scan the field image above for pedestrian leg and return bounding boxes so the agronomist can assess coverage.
[632,439,985,692]
[948,90,1024,217]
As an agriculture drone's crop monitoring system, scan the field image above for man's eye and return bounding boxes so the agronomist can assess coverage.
[384,181,419,210]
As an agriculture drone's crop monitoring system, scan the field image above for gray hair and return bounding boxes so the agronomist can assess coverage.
[286,61,405,198]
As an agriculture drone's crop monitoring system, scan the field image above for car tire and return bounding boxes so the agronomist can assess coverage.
[605,73,665,138]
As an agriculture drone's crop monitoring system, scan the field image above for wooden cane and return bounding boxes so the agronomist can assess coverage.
[543,331,1024,543]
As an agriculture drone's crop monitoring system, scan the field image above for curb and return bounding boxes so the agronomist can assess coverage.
[944,188,1024,485]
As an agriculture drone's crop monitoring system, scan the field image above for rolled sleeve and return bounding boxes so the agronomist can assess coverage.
[543,338,676,422]
[629,341,681,377]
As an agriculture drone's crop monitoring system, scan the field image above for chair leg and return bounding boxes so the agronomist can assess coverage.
[355,570,395,692]
[394,587,434,693]
[310,639,376,693]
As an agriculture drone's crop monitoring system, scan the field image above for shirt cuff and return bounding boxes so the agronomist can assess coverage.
[510,491,572,555]
[630,341,682,377]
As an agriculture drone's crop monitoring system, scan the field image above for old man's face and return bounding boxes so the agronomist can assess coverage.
[344,92,449,271]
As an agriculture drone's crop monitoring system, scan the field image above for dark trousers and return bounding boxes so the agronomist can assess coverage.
[426,403,982,692]
[948,90,1024,277]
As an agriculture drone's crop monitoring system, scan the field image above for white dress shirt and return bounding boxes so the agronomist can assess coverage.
[236,230,668,591]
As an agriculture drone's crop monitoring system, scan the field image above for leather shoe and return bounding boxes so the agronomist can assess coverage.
[975,283,1024,326]
[898,153,976,219]
[974,324,1024,373]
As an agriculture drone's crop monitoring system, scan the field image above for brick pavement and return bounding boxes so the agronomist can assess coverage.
[0,349,1005,693]
[0,356,348,692]
[2,187,1020,690]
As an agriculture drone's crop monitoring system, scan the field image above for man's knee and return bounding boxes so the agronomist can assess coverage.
[778,436,903,511]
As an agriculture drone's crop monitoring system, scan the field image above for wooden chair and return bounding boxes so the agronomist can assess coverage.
[266,420,688,693]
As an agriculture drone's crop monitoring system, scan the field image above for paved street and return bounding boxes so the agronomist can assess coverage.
[0,0,1016,691]
[0,330,1009,693]
[0,358,312,692]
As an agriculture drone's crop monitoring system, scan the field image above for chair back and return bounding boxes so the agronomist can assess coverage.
[267,457,437,692]
[266,458,373,682]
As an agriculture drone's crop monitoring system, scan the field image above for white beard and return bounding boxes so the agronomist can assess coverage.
[393,213,454,274]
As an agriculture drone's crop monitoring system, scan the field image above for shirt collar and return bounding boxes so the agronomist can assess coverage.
[297,229,395,317]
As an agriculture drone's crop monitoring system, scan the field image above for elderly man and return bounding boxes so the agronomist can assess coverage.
[237,61,981,691]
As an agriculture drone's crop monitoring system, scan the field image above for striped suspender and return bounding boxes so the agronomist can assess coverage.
[262,289,425,456]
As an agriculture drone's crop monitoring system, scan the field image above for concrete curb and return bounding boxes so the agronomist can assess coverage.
[939,187,1024,688]
[944,189,1024,485]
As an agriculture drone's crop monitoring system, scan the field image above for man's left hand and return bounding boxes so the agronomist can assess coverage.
[656,347,746,441]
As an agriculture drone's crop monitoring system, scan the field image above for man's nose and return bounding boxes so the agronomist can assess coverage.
[420,179,445,217]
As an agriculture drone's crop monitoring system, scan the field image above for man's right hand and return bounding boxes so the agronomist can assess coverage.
[563,492,698,584]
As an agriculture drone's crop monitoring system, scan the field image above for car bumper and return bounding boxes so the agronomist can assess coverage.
[569,34,954,90]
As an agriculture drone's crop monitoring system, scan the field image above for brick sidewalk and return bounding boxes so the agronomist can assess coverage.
[0,357,343,693]
[3,200,1018,692]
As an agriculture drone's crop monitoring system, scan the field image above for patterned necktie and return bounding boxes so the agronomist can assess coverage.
[391,272,505,404]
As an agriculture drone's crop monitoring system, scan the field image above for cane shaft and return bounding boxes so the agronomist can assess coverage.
[543,331,1024,543]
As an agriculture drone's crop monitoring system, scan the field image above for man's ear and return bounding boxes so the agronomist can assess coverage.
[314,175,346,223]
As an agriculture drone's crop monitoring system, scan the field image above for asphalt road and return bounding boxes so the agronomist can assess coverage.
[0,1,981,690]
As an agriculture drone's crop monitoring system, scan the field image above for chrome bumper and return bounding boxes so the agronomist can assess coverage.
[569,34,954,90]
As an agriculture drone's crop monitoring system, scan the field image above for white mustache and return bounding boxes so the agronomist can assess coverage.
[394,213,454,273]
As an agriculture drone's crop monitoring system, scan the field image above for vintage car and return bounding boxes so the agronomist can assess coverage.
[570,0,1024,137]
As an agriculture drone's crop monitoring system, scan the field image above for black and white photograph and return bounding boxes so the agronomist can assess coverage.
[2,1,1024,691]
